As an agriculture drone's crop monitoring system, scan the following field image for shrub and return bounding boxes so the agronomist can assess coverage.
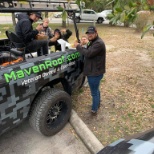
[134,10,152,32]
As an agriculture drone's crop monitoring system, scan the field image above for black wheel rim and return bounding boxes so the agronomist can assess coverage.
[46,100,68,129]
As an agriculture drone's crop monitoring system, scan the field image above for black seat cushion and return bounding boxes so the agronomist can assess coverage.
[10,48,23,56]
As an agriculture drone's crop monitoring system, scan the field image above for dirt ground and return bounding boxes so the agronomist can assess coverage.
[72,24,154,146]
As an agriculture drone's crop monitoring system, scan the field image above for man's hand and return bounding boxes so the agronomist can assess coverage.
[54,33,60,39]
[73,40,80,48]
[61,28,66,34]
[35,34,48,40]
[50,37,57,42]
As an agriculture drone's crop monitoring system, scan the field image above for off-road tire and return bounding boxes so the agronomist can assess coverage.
[97,18,104,24]
[29,88,72,136]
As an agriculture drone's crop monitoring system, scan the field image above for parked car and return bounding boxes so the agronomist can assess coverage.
[14,12,22,18]
[70,9,105,23]
[97,128,154,154]
[98,10,112,21]
[53,12,62,18]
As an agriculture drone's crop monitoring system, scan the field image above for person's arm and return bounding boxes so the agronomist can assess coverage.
[47,27,53,39]
[75,40,105,58]
[20,20,39,42]
[49,32,60,42]
[62,29,72,41]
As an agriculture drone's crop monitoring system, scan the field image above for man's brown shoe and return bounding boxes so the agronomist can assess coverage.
[91,110,97,116]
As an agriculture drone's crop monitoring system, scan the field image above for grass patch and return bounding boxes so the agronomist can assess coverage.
[149,51,154,59]
[0,24,15,38]
[78,88,84,94]
[150,103,154,108]
[127,113,134,121]
[101,77,106,83]
[0,13,12,16]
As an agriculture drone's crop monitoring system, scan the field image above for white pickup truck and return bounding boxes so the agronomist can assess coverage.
[71,9,105,24]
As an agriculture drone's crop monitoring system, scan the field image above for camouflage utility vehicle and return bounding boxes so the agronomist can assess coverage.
[0,0,84,136]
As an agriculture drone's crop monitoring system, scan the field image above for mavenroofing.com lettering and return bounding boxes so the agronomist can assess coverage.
[4,52,80,83]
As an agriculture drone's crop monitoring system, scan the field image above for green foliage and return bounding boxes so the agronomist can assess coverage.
[107,0,140,27]
[107,0,150,27]
[151,104,154,108]
[75,0,81,6]
[75,0,85,9]
[141,24,153,39]
[83,0,110,12]
[62,10,68,21]
[57,6,68,27]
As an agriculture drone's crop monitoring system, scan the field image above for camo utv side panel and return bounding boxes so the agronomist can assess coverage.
[97,129,154,154]
[0,50,83,135]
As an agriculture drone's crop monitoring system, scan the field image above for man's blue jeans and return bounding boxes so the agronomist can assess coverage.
[87,74,103,112]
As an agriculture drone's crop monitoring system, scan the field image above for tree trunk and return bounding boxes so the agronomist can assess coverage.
[62,20,66,28]
[45,12,48,18]
[124,21,129,27]
[12,13,16,29]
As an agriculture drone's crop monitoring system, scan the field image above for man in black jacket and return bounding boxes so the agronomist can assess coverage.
[49,28,72,51]
[74,26,106,115]
[15,12,48,56]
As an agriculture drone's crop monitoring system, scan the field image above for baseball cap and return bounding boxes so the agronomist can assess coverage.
[85,26,97,34]
[34,12,43,20]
